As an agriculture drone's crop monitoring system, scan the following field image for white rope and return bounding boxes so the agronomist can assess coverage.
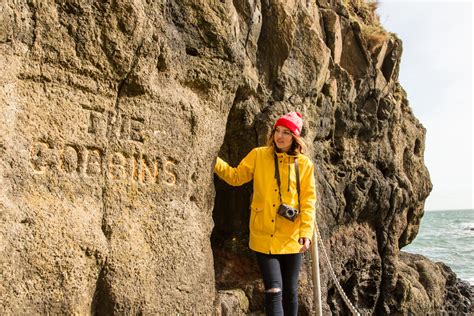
[309,165,361,315]
[313,221,361,316]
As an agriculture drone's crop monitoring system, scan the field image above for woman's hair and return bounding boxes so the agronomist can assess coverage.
[266,128,306,155]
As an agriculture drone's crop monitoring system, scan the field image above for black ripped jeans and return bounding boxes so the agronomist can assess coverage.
[255,252,303,316]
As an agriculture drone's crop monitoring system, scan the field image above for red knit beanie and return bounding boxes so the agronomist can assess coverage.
[274,112,303,137]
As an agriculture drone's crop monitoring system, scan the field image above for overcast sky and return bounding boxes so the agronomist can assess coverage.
[377,1,473,211]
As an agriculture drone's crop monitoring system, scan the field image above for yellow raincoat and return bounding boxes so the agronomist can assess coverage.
[214,146,317,254]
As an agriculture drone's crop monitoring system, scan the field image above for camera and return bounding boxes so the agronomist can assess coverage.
[277,204,299,222]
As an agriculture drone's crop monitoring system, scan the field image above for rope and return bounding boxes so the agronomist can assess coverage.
[313,221,361,316]
[308,164,361,315]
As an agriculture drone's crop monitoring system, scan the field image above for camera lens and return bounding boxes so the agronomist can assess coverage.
[286,209,295,217]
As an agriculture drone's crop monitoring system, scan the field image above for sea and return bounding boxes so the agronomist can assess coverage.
[403,209,474,285]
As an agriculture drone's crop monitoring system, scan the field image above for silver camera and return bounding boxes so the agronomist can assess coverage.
[277,204,299,222]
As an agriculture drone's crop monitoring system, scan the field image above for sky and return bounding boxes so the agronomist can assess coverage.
[376,1,473,211]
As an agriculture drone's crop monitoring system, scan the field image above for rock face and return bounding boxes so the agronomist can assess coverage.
[1,0,238,313]
[395,252,473,315]
[0,0,471,314]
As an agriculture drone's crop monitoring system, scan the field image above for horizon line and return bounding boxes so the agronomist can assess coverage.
[425,208,473,212]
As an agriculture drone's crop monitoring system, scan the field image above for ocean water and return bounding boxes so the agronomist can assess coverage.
[403,209,474,285]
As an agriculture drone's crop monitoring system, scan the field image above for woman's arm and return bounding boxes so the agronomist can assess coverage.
[299,160,317,241]
[214,149,257,186]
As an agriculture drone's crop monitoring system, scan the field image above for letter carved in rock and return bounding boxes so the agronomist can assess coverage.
[30,141,51,173]
[130,117,145,143]
[141,155,159,183]
[109,151,127,180]
[85,147,103,176]
[163,160,177,186]
[60,144,81,174]
[81,104,106,137]
[117,115,145,143]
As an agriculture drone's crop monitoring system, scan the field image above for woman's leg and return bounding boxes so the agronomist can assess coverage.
[280,253,303,316]
[255,252,284,316]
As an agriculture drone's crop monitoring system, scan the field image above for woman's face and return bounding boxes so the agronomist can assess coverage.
[274,126,293,152]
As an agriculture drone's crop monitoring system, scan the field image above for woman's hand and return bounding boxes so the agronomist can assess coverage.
[298,237,311,253]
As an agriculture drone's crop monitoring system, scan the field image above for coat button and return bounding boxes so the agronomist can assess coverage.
[273,204,275,207]
[270,235,273,237]
[272,219,274,222]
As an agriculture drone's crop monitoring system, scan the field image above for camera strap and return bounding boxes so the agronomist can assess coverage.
[274,153,301,211]
[295,158,301,211]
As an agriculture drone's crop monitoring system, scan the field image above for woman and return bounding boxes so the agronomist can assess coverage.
[214,111,317,316]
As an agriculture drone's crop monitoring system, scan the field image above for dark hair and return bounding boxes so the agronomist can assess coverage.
[266,128,306,155]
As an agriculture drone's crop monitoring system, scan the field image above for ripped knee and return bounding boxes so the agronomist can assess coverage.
[265,287,281,293]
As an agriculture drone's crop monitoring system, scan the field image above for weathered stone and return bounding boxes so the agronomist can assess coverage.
[1,0,241,314]
[321,9,343,64]
[339,20,371,79]
[0,0,471,315]
[216,289,250,316]
[394,252,474,315]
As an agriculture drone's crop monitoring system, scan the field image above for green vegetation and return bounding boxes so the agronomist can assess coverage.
[344,0,380,26]
[343,0,389,53]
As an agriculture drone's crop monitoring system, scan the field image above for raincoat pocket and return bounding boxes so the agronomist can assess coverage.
[250,203,265,233]
[276,214,300,238]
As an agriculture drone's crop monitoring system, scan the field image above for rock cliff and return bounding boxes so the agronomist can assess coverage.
[0,0,472,314]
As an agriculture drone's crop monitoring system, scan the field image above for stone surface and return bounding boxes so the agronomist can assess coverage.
[0,0,471,315]
[216,289,250,316]
[395,252,473,315]
[1,0,240,314]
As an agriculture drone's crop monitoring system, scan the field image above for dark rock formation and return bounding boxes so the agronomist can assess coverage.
[395,252,473,315]
[0,0,471,314]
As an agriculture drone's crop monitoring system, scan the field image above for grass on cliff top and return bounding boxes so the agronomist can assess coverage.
[344,0,390,52]
[344,0,380,26]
